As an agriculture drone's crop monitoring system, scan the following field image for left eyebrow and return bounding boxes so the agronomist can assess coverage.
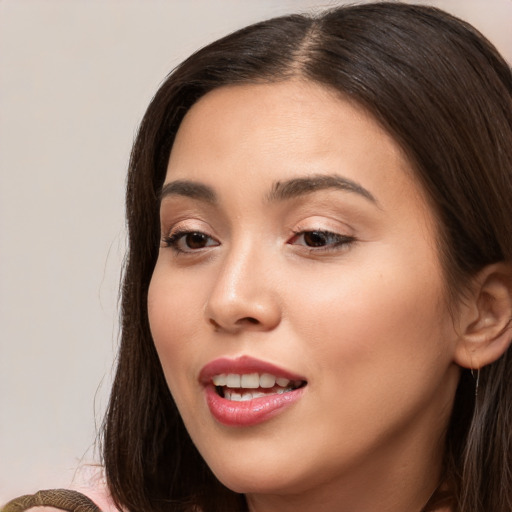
[266,174,378,205]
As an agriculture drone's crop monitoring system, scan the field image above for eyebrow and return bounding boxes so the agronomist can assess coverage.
[160,180,217,203]
[266,174,378,205]
[159,173,377,207]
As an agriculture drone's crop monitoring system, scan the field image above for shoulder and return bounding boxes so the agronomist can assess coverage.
[72,467,123,512]
[78,486,121,512]
[71,465,123,512]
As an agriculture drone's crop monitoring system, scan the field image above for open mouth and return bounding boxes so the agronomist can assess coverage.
[201,358,308,426]
[212,372,307,402]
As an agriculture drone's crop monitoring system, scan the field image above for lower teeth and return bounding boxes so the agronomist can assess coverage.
[222,387,293,401]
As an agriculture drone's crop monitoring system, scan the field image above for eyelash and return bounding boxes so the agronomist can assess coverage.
[288,229,355,252]
[162,228,355,254]
[162,229,219,254]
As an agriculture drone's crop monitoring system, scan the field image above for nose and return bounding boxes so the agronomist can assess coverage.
[204,243,282,334]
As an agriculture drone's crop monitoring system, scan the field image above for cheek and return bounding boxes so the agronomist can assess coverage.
[147,264,205,394]
[288,251,453,398]
[273,262,456,469]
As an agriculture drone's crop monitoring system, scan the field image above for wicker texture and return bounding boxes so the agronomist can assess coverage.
[2,489,101,512]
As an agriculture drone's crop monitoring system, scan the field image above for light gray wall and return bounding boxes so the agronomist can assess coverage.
[1,0,511,502]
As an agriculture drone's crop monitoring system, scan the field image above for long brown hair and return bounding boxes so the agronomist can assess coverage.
[102,3,512,511]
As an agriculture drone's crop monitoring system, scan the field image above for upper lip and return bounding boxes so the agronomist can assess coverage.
[199,355,306,385]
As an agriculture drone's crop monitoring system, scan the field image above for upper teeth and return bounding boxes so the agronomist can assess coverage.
[212,373,292,389]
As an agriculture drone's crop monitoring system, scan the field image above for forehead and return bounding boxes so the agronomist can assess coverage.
[172,80,397,166]
[167,81,429,213]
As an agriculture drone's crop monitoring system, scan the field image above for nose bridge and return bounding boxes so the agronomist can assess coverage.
[205,236,281,332]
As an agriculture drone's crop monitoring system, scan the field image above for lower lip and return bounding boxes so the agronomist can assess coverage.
[204,385,305,427]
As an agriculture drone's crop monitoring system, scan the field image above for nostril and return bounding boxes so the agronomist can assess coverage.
[208,317,259,330]
[240,317,259,325]
[208,316,261,332]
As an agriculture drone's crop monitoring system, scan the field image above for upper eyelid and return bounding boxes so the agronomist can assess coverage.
[162,225,351,239]
[161,211,355,237]
[162,218,214,235]
[291,218,354,235]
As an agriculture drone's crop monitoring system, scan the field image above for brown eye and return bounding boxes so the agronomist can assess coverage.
[163,230,219,253]
[185,232,210,249]
[289,230,355,251]
[303,231,331,247]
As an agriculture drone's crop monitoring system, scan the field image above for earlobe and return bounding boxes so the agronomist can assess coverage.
[454,263,512,370]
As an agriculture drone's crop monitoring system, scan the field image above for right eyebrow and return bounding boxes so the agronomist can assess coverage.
[159,180,217,204]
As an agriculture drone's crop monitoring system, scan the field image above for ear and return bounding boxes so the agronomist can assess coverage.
[454,262,512,370]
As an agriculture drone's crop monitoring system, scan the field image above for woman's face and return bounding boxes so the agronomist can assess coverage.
[148,81,461,507]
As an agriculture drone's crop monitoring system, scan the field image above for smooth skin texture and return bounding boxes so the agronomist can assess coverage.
[148,81,464,512]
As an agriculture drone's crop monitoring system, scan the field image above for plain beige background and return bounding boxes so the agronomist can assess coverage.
[1,0,511,502]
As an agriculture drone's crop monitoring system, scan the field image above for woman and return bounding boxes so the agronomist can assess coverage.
[5,2,512,511]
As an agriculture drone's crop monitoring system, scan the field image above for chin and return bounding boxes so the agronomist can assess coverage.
[213,469,296,495]
[200,446,321,496]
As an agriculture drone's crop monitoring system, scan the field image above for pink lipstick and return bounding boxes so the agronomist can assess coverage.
[199,355,307,427]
